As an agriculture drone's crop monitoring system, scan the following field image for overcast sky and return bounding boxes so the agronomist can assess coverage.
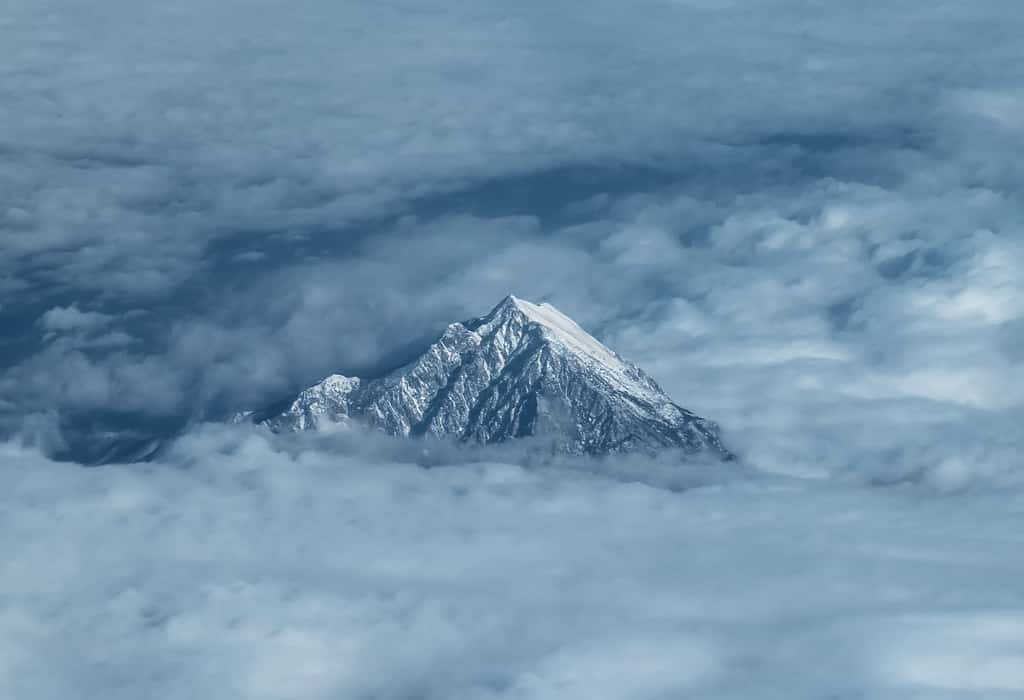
[2,2,1024,696]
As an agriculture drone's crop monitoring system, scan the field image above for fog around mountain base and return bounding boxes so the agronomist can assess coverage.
[3,426,1023,699]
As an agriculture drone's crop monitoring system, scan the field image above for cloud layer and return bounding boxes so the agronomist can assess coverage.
[3,0,1023,475]
[2,430,1023,699]
[2,4,1024,695]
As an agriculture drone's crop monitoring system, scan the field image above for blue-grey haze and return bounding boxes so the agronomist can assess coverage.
[1,1,1023,697]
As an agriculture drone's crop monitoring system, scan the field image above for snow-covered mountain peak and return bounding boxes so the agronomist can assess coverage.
[469,295,617,362]
[467,295,665,405]
[508,297,626,366]
[250,296,733,459]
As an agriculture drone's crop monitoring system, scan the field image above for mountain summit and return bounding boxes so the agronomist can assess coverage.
[247,295,732,458]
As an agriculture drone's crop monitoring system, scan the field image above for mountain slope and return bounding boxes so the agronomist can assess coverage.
[251,295,732,458]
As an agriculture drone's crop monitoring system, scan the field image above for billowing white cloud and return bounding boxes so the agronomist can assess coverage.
[2,2,1024,693]
[37,304,116,334]
[1,429,1022,699]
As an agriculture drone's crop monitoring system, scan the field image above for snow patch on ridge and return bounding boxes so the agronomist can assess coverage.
[509,296,623,370]
[508,295,674,417]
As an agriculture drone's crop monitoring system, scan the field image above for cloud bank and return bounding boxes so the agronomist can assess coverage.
[2,430,1023,699]
[2,0,1023,476]
[2,1,1024,696]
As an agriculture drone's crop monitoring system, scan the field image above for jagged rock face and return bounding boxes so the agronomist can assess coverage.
[256,296,732,458]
